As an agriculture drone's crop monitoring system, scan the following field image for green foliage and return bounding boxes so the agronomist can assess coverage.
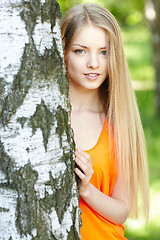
[125,90,160,240]
[136,91,160,184]
[57,0,80,14]
[58,0,145,26]
[122,24,154,81]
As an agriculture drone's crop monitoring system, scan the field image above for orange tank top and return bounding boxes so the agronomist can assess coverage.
[79,118,127,240]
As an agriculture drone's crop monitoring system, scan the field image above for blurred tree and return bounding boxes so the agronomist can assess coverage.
[145,0,160,114]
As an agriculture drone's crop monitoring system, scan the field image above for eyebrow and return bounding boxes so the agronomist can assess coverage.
[72,44,107,49]
[72,44,87,48]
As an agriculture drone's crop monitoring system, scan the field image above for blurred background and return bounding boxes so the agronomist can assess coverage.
[58,0,160,239]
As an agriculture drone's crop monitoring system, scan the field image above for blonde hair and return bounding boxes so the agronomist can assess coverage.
[61,4,149,220]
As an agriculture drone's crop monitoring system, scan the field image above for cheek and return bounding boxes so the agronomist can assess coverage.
[101,59,108,72]
[65,59,72,75]
[65,59,75,79]
[66,58,77,73]
[65,58,69,69]
[66,60,71,73]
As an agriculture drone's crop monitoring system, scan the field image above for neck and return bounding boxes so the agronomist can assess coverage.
[69,81,102,113]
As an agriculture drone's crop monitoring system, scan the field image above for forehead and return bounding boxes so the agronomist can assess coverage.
[72,24,109,48]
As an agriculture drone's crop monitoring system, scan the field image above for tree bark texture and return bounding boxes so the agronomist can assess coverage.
[145,0,160,114]
[0,0,81,239]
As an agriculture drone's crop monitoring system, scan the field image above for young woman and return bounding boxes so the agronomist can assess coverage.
[61,3,149,240]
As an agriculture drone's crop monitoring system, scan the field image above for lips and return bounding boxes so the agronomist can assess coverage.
[84,73,100,80]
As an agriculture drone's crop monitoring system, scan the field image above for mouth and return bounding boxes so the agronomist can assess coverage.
[84,73,100,80]
[85,73,100,76]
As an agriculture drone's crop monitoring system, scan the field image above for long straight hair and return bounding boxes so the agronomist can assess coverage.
[61,3,149,220]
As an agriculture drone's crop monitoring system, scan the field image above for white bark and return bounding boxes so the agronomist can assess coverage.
[0,0,81,239]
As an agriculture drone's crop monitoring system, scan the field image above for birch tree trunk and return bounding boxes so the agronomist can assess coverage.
[0,0,81,239]
[145,0,160,114]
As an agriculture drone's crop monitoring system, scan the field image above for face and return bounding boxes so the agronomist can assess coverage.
[65,24,109,91]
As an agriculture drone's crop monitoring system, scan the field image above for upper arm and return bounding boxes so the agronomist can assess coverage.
[111,173,131,216]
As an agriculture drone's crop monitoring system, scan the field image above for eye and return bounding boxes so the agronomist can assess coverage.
[100,50,107,56]
[74,49,85,54]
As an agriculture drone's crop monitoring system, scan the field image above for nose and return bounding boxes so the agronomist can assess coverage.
[87,53,99,69]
